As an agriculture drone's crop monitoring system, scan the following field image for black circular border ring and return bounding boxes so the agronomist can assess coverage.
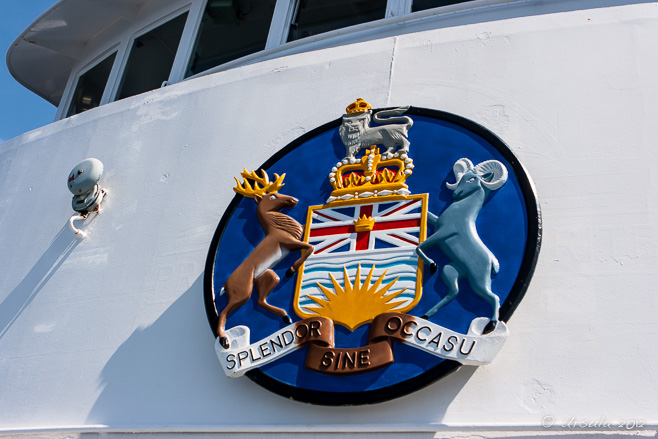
[203,107,542,406]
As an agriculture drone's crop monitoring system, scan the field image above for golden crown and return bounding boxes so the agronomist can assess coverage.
[327,147,414,203]
[353,214,376,232]
[346,98,372,114]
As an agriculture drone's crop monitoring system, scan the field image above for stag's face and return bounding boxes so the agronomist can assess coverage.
[258,192,298,212]
[452,171,484,200]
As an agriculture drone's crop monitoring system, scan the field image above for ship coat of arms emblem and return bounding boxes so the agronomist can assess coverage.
[204,99,541,404]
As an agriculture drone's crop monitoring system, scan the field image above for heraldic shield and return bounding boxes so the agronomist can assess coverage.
[295,195,428,331]
[204,99,541,405]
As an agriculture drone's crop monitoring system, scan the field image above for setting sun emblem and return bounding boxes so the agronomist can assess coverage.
[308,264,408,331]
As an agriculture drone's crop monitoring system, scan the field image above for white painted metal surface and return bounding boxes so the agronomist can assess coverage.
[1,1,657,437]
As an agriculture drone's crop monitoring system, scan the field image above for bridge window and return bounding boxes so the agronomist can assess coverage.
[60,0,491,118]
[116,12,189,100]
[412,0,475,12]
[287,0,387,42]
[186,0,276,77]
[67,52,116,117]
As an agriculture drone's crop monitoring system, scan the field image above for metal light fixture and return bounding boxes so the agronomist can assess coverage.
[67,158,107,238]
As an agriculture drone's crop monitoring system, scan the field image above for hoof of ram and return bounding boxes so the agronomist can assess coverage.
[483,320,497,334]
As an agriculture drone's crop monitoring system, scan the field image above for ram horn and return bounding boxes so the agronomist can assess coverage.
[475,160,508,190]
[446,158,474,190]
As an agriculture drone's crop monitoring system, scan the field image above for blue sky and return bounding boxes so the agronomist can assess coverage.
[1,1,57,143]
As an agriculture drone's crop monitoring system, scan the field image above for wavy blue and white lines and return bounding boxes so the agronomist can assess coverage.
[297,247,420,313]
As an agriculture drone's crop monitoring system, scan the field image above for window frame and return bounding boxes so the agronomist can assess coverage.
[106,4,195,103]
[184,0,280,79]
[56,44,122,120]
[386,0,413,18]
[185,0,414,81]
[268,0,406,47]
[285,0,395,44]
[266,0,299,50]
[56,0,499,119]
[168,1,207,83]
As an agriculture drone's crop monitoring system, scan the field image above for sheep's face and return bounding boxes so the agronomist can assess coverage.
[452,171,483,200]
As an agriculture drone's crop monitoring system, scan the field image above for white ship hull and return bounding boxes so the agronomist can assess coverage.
[1,1,657,437]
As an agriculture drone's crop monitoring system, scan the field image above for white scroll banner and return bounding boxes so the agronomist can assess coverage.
[215,325,299,378]
[215,314,509,377]
[368,314,509,366]
[215,317,333,378]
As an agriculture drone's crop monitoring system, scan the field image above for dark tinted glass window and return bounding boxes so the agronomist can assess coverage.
[117,12,188,100]
[67,52,116,117]
[288,0,387,43]
[186,0,276,77]
[412,0,474,12]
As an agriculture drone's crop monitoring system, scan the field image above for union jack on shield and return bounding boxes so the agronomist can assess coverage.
[294,195,428,321]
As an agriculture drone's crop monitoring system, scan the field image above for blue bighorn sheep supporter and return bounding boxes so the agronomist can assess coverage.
[416,158,508,333]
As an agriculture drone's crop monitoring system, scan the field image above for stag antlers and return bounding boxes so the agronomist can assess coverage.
[233,169,285,198]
